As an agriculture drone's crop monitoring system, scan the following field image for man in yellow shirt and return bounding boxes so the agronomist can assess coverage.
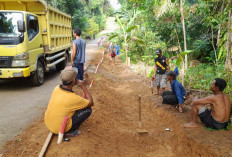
[44,68,94,137]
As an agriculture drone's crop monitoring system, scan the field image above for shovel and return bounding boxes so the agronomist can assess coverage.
[137,95,148,134]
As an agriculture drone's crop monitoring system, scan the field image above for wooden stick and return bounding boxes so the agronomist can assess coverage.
[57,116,69,144]
[137,94,148,134]
[150,81,153,94]
[138,94,142,127]
[38,132,53,157]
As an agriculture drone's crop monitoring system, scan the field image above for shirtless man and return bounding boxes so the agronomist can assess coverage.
[184,78,231,130]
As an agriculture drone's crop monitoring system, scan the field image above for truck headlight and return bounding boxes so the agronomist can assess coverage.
[12,52,29,67]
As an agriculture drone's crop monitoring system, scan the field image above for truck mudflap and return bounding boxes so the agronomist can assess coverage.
[0,67,30,78]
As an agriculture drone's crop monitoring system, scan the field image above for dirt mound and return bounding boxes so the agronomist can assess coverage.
[1,51,232,157]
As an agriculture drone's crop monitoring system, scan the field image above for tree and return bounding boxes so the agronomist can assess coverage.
[226,0,232,69]
[86,18,99,36]
[107,11,144,65]
[180,0,188,70]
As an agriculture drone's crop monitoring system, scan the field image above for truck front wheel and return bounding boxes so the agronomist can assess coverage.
[31,60,45,86]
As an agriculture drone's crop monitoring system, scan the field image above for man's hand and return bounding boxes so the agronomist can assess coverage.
[78,80,94,107]
[78,80,85,88]
[71,61,74,67]
[152,74,156,81]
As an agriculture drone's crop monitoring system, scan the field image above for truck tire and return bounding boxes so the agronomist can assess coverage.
[31,60,45,86]
[56,54,68,71]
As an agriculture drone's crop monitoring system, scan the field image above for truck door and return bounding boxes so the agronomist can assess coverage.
[26,14,43,72]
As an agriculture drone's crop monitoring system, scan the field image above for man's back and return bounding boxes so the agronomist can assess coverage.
[45,85,89,134]
[211,93,231,122]
[73,38,86,63]
[115,45,120,51]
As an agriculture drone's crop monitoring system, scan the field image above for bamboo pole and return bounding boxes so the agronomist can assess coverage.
[38,132,53,157]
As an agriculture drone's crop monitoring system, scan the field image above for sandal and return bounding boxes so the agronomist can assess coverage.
[64,129,82,137]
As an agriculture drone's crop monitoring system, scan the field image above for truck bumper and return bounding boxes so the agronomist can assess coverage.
[0,67,30,78]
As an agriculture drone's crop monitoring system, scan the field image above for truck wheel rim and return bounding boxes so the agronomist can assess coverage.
[38,63,44,83]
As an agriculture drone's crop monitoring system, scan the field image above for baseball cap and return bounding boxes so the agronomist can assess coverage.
[156,49,162,55]
[166,71,177,79]
[60,68,78,83]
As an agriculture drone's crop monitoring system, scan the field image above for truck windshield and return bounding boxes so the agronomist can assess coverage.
[0,12,23,38]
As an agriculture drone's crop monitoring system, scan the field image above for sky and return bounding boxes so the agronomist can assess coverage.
[109,0,121,10]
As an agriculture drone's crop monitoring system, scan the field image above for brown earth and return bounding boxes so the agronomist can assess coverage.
[1,50,232,157]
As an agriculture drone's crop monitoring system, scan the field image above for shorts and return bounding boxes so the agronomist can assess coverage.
[116,51,120,55]
[198,107,230,130]
[66,107,92,133]
[154,74,167,88]
[162,91,178,105]
[73,63,84,80]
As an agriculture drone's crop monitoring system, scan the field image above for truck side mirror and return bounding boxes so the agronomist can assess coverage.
[17,20,25,32]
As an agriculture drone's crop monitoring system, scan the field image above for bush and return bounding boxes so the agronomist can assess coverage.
[184,63,231,94]
[120,53,126,63]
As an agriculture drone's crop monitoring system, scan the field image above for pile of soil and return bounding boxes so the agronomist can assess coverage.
[1,51,232,157]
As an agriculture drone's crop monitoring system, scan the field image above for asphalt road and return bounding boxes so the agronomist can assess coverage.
[0,37,100,148]
[0,17,117,148]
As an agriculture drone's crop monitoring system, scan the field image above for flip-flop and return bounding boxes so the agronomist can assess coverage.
[64,129,82,137]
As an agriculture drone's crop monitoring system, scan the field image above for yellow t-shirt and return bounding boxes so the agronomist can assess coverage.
[44,85,89,134]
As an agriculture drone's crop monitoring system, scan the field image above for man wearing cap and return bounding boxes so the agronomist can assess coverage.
[162,71,186,112]
[44,68,94,137]
[152,49,170,95]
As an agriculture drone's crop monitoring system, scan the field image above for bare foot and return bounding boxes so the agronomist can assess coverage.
[178,106,183,113]
[154,93,159,95]
[184,122,199,128]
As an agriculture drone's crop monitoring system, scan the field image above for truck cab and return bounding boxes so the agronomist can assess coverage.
[0,0,72,86]
[0,11,44,83]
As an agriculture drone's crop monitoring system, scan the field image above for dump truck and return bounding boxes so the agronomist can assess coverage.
[0,0,72,86]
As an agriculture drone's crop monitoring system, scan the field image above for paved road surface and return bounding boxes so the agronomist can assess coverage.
[0,40,96,147]
[0,17,117,147]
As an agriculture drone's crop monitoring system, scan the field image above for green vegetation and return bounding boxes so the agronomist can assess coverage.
[47,0,113,38]
[108,0,232,96]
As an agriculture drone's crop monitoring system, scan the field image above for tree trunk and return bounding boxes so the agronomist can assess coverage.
[125,39,128,66]
[217,26,221,46]
[211,27,218,65]
[180,0,187,63]
[217,0,225,46]
[226,0,232,98]
[226,0,232,69]
[180,0,187,85]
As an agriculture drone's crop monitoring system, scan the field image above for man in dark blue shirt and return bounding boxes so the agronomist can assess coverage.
[162,71,186,112]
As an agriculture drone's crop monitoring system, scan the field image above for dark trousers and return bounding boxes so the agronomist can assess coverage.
[74,63,84,80]
[162,91,178,105]
[67,107,92,133]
